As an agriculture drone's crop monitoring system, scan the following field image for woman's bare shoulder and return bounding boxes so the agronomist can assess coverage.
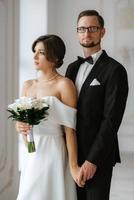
[21,79,36,96]
[58,76,75,87]
[57,76,77,107]
[23,79,35,88]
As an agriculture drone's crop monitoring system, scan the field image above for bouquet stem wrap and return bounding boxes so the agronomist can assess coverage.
[27,127,36,153]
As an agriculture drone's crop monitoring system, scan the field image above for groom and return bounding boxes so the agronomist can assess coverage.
[66,10,128,200]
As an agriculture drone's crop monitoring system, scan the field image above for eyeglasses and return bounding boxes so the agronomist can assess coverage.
[77,26,100,33]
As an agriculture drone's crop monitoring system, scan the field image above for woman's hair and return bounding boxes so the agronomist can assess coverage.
[77,10,104,28]
[32,34,66,68]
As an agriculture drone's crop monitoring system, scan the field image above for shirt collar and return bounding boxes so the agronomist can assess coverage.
[82,49,103,65]
[91,49,103,64]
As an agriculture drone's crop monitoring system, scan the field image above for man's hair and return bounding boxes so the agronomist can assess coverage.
[77,10,104,28]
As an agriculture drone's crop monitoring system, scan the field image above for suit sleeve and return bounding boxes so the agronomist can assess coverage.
[65,64,74,80]
[65,65,70,77]
[87,65,129,166]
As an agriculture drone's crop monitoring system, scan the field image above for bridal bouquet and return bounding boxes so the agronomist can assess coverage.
[7,96,49,153]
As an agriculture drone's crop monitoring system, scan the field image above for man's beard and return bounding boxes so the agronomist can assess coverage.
[80,40,100,48]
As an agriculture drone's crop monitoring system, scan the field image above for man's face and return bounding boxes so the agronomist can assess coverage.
[77,16,105,48]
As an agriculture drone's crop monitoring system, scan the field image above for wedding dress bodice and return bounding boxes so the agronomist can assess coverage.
[34,96,77,137]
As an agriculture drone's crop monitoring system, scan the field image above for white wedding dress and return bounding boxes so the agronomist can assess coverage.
[17,96,77,200]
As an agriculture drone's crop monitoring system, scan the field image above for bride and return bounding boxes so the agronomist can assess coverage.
[15,34,84,200]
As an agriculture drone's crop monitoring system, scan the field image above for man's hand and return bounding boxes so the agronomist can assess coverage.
[77,160,97,185]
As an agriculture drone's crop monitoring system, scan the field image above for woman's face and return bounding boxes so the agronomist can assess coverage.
[33,42,53,71]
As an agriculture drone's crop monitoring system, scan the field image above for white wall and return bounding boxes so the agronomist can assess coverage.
[19,0,48,91]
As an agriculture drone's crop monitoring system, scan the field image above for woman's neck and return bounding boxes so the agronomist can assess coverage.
[37,70,59,82]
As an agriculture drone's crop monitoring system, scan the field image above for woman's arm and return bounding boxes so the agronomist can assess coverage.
[59,78,84,187]
[15,80,33,141]
[64,126,79,177]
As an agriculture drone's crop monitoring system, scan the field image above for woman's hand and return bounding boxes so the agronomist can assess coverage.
[70,165,85,188]
[15,121,32,144]
[15,121,32,135]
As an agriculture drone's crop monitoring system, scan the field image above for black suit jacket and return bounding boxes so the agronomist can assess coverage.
[66,50,128,168]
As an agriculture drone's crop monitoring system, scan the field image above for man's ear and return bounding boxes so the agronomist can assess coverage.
[101,28,105,38]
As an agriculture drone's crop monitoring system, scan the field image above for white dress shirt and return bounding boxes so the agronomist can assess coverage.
[75,50,103,95]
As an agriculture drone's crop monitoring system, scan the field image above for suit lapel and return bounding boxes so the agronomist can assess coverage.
[68,61,81,83]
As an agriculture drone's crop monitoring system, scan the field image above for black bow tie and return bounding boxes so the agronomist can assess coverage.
[77,56,94,64]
